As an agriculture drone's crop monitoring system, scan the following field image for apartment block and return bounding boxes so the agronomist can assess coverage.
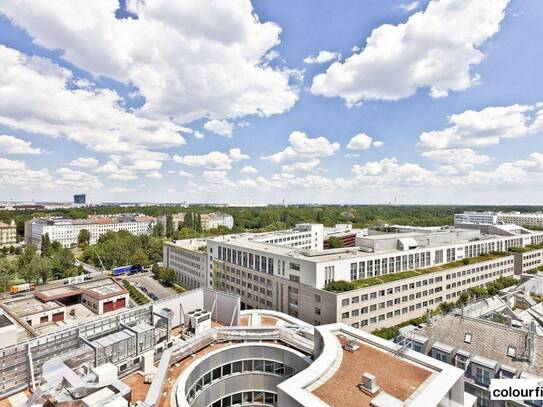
[24,214,155,248]
[200,212,234,230]
[0,220,16,247]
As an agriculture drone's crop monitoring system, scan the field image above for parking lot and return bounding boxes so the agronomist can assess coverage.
[126,272,176,300]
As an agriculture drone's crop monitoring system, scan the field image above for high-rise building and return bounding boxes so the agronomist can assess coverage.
[73,194,86,204]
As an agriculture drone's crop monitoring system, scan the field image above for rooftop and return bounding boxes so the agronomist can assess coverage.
[1,296,63,318]
[312,334,433,407]
[415,314,543,376]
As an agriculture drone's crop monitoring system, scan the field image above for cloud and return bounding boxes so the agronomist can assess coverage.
[145,171,163,179]
[204,119,234,137]
[421,148,492,171]
[0,134,45,155]
[399,1,420,12]
[347,158,437,187]
[178,170,195,178]
[304,51,341,64]
[418,104,542,149]
[263,131,339,173]
[240,166,258,174]
[53,167,102,190]
[0,45,186,157]
[0,0,299,123]
[108,187,134,193]
[173,148,249,170]
[311,0,510,105]
[194,131,205,139]
[346,133,383,150]
[68,157,99,168]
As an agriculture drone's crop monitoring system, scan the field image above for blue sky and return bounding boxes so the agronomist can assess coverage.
[0,0,542,204]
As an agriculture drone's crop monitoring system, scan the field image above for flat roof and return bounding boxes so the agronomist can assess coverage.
[2,296,63,318]
[210,230,519,263]
[312,334,432,407]
[76,279,127,299]
[35,285,82,302]
[0,314,13,328]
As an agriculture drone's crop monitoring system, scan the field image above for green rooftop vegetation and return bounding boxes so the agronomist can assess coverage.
[508,243,543,253]
[324,251,511,293]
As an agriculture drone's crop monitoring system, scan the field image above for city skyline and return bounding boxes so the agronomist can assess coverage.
[1,0,542,204]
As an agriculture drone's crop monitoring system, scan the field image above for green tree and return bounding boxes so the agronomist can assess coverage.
[78,229,91,246]
[152,221,164,237]
[132,248,149,268]
[41,233,52,257]
[327,236,345,249]
[0,258,15,291]
[162,267,177,286]
[166,214,174,238]
[32,257,51,284]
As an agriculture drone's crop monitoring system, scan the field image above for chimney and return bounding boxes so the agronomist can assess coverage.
[360,372,381,395]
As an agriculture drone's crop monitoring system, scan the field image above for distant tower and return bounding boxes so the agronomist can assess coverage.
[74,194,86,204]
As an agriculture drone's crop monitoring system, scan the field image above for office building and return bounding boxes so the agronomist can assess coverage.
[73,194,86,204]
[165,224,324,290]
[0,220,16,247]
[24,214,155,248]
[0,297,476,407]
[163,238,209,289]
[397,313,543,407]
[456,211,543,229]
[165,222,543,330]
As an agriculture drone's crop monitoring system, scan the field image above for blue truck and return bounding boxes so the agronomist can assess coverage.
[112,265,141,276]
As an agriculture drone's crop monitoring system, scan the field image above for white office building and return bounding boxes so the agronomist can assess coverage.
[455,211,543,229]
[24,214,155,248]
[165,222,543,330]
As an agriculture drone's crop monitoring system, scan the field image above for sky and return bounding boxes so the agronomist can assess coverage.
[0,0,542,205]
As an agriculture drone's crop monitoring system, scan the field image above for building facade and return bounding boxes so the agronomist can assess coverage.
[455,211,543,229]
[163,239,209,289]
[24,214,155,248]
[200,212,235,230]
[0,220,16,247]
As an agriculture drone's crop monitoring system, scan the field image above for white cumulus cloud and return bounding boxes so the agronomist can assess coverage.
[204,119,234,137]
[311,0,510,105]
[0,134,44,155]
[304,50,341,64]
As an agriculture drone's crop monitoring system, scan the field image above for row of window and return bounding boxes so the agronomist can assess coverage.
[208,391,277,407]
[187,359,294,404]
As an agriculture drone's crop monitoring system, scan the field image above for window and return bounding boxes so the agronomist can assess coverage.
[507,346,516,358]
[464,333,472,344]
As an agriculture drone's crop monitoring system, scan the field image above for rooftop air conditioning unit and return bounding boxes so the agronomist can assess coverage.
[359,372,381,395]
[344,338,360,353]
[185,309,211,335]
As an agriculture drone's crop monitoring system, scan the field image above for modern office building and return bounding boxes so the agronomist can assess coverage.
[164,238,209,289]
[0,220,16,247]
[0,298,477,407]
[508,245,543,275]
[456,211,543,229]
[397,313,543,407]
[165,224,324,290]
[165,223,543,330]
[24,214,155,248]
[73,194,86,204]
